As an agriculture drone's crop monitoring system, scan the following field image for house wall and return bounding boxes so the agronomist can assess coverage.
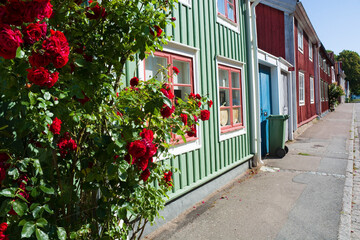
[319,50,332,112]
[256,3,286,59]
[126,1,252,201]
[294,19,317,126]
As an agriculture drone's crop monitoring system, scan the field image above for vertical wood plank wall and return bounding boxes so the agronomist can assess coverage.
[127,0,253,199]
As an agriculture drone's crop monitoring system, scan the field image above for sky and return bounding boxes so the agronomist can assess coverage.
[300,0,360,55]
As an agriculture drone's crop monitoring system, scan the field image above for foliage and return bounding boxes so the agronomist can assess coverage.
[328,83,345,107]
[0,0,212,239]
[336,50,360,95]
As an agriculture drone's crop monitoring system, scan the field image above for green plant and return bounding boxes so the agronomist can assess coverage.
[0,0,212,239]
[329,83,345,107]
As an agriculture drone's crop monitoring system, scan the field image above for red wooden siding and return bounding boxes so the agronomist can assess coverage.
[255,3,285,59]
[295,19,317,126]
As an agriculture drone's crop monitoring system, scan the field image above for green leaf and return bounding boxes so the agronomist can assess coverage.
[57,227,67,240]
[13,200,27,216]
[7,168,19,179]
[21,221,35,238]
[0,199,11,216]
[19,219,27,226]
[33,159,43,176]
[16,47,25,58]
[43,92,51,100]
[36,227,49,240]
[0,188,15,198]
[43,204,53,214]
[39,184,54,195]
[36,218,48,228]
[32,205,43,218]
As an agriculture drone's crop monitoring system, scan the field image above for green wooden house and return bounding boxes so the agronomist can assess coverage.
[125,0,259,232]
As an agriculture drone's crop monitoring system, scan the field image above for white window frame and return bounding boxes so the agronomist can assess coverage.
[216,0,240,33]
[320,80,324,102]
[309,42,313,61]
[299,72,305,106]
[298,25,303,53]
[216,55,246,142]
[310,76,314,104]
[138,41,201,156]
[179,0,191,7]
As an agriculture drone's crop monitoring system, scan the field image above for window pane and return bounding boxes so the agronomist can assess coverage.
[219,89,230,106]
[145,55,167,81]
[227,2,235,21]
[174,86,191,101]
[232,90,241,106]
[220,108,230,126]
[219,69,229,87]
[173,60,190,85]
[231,72,240,88]
[218,0,225,15]
[233,107,241,125]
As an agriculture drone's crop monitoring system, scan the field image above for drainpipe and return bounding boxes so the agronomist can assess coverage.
[245,0,263,167]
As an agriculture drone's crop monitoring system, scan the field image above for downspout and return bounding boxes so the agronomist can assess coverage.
[251,0,263,166]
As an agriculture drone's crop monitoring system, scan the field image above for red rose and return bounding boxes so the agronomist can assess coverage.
[49,117,62,135]
[140,169,151,182]
[136,158,149,171]
[86,0,107,19]
[197,101,201,108]
[4,0,24,26]
[195,94,201,100]
[130,77,139,87]
[164,171,172,186]
[160,105,175,118]
[200,110,210,121]
[0,222,7,233]
[0,153,9,163]
[22,22,47,45]
[46,72,59,88]
[186,125,196,137]
[29,52,51,68]
[142,139,157,159]
[0,24,23,59]
[171,17,176,21]
[189,93,196,99]
[124,154,134,165]
[208,100,213,108]
[128,140,147,159]
[25,0,53,22]
[150,25,162,37]
[67,139,77,151]
[180,113,188,125]
[193,115,198,122]
[53,53,68,68]
[57,133,77,157]
[140,129,154,142]
[173,66,180,75]
[26,67,58,88]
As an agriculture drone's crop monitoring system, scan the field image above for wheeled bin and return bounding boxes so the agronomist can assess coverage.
[267,115,289,158]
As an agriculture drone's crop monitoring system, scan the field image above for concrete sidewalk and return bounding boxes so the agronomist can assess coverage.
[145,103,355,240]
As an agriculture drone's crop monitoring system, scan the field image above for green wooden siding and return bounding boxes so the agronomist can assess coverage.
[127,0,253,199]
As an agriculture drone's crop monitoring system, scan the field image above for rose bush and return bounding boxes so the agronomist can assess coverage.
[0,0,212,239]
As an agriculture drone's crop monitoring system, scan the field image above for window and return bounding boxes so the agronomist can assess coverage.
[328,65,330,76]
[299,72,305,106]
[320,80,324,101]
[217,0,236,23]
[310,76,314,104]
[325,82,329,101]
[298,26,303,52]
[309,42,313,61]
[218,65,243,133]
[145,52,193,101]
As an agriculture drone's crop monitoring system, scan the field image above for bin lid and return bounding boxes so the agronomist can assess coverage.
[267,115,289,120]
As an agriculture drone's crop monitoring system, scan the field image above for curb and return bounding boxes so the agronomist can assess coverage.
[338,104,355,240]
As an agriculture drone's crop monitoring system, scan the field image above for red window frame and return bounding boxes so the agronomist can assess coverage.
[144,51,197,144]
[218,0,237,23]
[218,65,244,133]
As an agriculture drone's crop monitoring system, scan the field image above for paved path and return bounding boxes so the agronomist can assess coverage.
[145,103,355,240]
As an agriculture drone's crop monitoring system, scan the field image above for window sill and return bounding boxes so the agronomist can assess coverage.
[169,137,201,156]
[216,14,239,33]
[298,48,303,54]
[219,126,246,142]
[299,102,305,106]
[179,0,192,8]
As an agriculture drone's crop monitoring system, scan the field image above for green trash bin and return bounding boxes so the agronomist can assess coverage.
[267,115,289,158]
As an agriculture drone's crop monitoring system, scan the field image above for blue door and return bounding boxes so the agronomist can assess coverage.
[259,65,271,156]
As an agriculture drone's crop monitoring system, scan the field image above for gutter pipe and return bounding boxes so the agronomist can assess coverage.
[245,0,263,167]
